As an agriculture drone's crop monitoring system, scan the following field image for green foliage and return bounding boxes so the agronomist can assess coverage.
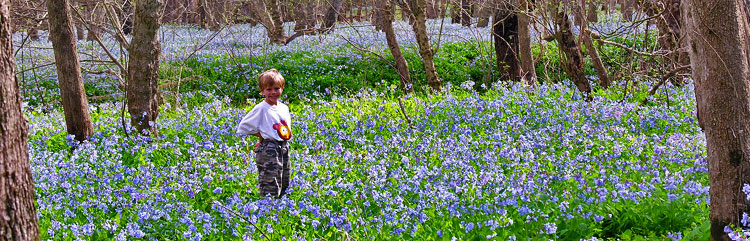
[597,197,706,239]
[168,42,500,105]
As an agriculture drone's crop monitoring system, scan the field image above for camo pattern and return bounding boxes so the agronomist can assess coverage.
[255,140,290,198]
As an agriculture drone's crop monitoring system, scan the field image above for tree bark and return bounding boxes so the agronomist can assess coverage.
[518,0,536,85]
[382,0,413,92]
[322,0,344,33]
[128,0,164,136]
[75,24,85,40]
[84,2,102,42]
[72,0,84,39]
[373,0,385,31]
[554,8,592,99]
[0,0,41,239]
[408,0,442,91]
[575,0,610,89]
[493,2,520,82]
[28,27,39,41]
[475,0,491,27]
[426,0,439,18]
[684,0,750,240]
[122,0,134,35]
[460,0,470,26]
[47,0,94,142]
[250,0,288,44]
[451,0,460,23]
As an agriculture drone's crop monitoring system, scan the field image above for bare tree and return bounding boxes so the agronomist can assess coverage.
[82,1,104,41]
[574,0,610,89]
[47,0,95,142]
[250,0,288,44]
[128,0,165,135]
[493,0,520,82]
[402,0,442,91]
[518,0,536,85]
[684,0,750,240]
[0,0,41,239]
[475,0,492,27]
[381,0,413,92]
[322,0,344,32]
[460,0,470,26]
[552,2,591,99]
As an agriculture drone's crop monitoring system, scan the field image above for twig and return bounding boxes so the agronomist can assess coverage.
[182,24,227,62]
[69,1,129,83]
[397,97,412,127]
[212,200,270,240]
[641,65,690,105]
[121,94,130,139]
[16,62,56,75]
[104,2,130,49]
[594,37,668,57]
[13,12,49,56]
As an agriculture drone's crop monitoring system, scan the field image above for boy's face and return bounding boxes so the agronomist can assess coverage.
[261,83,284,104]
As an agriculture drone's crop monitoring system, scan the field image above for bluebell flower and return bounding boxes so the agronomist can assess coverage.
[543,222,557,235]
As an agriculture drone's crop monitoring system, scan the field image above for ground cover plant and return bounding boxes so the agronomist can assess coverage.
[14,18,660,107]
[27,82,709,240]
[13,17,714,240]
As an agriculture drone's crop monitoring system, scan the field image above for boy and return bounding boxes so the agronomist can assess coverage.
[237,69,292,198]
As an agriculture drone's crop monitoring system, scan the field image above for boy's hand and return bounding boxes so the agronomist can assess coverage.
[252,142,261,153]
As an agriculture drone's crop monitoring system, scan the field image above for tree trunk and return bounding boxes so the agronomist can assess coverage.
[0,0,41,239]
[248,0,288,44]
[85,3,102,41]
[128,0,164,136]
[72,0,84,39]
[373,0,385,31]
[684,0,750,240]
[621,0,633,21]
[451,0,459,23]
[587,1,597,23]
[122,0,134,35]
[554,8,591,99]
[86,27,99,41]
[357,2,365,22]
[493,2,520,82]
[475,0,491,27]
[518,0,536,85]
[460,0,470,26]
[75,24,84,40]
[426,0,438,18]
[322,0,344,33]
[28,27,38,41]
[47,0,94,142]
[665,0,689,67]
[409,0,442,91]
[186,0,199,25]
[198,0,209,28]
[383,0,413,92]
[575,0,610,89]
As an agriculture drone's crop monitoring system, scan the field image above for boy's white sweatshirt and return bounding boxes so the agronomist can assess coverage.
[236,101,292,141]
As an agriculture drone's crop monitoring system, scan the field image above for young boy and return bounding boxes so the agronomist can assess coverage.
[237,69,292,198]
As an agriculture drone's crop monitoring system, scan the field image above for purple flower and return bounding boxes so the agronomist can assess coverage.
[542,223,557,235]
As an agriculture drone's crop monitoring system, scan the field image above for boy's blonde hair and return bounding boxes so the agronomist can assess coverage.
[257,69,285,89]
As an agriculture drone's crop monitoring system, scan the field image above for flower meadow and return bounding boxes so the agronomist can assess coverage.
[13,17,726,240]
[27,82,712,240]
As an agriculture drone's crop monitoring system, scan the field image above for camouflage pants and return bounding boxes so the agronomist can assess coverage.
[255,140,290,198]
